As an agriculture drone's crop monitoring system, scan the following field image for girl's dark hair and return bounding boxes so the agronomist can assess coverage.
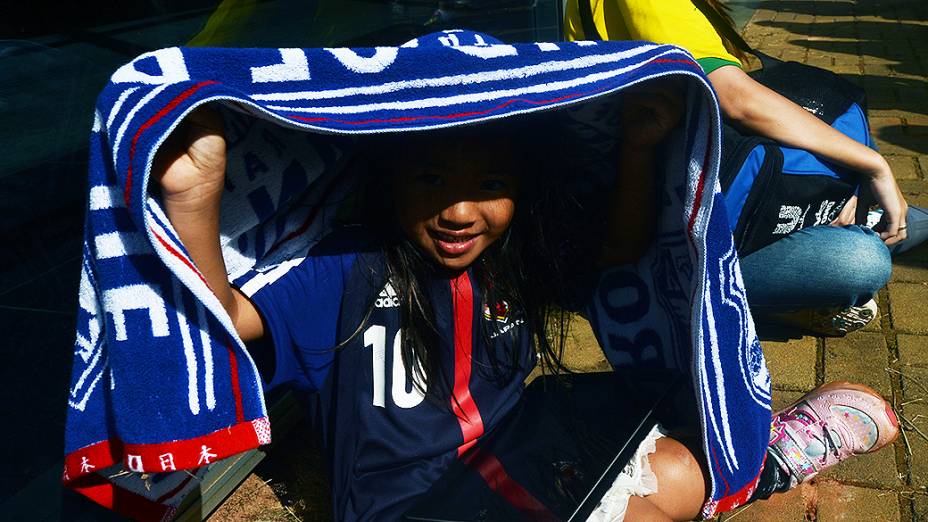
[355,117,587,403]
[700,0,750,64]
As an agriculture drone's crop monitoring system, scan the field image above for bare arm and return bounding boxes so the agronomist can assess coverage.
[600,80,684,265]
[708,65,908,244]
[153,107,265,341]
[600,143,659,265]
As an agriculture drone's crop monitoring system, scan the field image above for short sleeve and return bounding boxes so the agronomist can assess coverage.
[247,231,363,392]
[564,0,743,71]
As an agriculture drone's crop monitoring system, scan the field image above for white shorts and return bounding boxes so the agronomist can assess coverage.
[586,424,666,522]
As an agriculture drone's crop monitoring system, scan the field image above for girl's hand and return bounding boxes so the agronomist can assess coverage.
[860,163,909,245]
[831,195,857,226]
[619,79,685,149]
[152,106,227,211]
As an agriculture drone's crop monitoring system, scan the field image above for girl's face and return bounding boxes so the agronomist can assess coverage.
[392,137,519,272]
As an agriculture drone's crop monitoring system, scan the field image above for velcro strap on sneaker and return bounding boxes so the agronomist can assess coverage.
[769,424,819,481]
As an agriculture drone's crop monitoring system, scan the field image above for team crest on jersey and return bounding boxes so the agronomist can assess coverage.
[375,282,400,308]
[484,301,510,323]
[484,300,524,339]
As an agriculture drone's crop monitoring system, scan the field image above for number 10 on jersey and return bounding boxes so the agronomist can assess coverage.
[364,325,426,409]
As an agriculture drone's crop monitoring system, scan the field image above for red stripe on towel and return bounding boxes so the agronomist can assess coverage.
[285,55,697,128]
[225,337,246,423]
[150,226,209,287]
[63,417,269,484]
[653,57,700,67]
[687,124,712,235]
[125,80,218,208]
[702,449,764,517]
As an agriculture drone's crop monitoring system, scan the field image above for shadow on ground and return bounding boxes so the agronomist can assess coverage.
[747,0,928,18]
[208,415,332,521]
[748,15,928,154]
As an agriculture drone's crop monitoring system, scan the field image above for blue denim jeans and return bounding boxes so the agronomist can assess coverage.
[740,205,928,313]
[740,225,891,312]
[890,205,928,256]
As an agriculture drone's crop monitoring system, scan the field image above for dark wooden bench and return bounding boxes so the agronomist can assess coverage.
[4,390,303,521]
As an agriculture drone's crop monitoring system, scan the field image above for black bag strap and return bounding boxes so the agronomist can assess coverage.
[577,0,602,40]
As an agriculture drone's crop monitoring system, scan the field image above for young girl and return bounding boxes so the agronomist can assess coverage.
[153,84,898,521]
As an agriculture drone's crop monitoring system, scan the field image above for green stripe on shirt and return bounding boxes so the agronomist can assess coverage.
[697,57,742,75]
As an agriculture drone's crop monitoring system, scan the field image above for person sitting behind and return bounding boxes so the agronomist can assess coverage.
[565,0,926,336]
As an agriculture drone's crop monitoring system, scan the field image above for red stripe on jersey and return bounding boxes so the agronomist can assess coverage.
[462,448,559,521]
[450,271,484,456]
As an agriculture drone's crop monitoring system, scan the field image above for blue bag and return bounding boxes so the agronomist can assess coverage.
[689,0,874,255]
[719,56,872,255]
[720,102,871,255]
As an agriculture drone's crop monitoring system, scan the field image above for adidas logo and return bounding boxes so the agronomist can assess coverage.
[375,283,400,308]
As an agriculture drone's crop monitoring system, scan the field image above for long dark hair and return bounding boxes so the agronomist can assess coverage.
[699,0,750,64]
[354,117,584,403]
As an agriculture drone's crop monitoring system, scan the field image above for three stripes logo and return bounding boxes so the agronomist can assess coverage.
[375,283,400,308]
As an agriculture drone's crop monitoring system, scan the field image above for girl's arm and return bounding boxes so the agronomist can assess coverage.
[153,107,265,341]
[709,65,909,244]
[600,143,660,265]
[600,82,684,265]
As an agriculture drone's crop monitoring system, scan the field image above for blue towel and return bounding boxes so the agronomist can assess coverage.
[64,30,770,520]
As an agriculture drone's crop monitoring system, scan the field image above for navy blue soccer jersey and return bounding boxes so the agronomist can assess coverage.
[247,227,537,520]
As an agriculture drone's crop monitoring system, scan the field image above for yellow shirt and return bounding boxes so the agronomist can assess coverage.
[564,0,742,74]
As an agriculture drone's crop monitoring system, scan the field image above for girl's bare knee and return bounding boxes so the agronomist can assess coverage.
[646,437,708,521]
[653,438,703,483]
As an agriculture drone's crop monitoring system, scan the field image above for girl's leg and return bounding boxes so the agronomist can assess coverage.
[629,382,899,520]
[625,496,673,522]
[640,437,708,521]
[740,225,891,311]
[889,205,928,255]
[593,432,707,522]
[740,225,890,335]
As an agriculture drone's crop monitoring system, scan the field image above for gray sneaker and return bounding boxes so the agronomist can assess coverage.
[766,299,878,337]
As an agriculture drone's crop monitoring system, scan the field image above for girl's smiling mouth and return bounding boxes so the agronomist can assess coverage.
[428,230,481,256]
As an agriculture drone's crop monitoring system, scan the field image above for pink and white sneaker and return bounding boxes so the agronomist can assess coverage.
[768,381,899,486]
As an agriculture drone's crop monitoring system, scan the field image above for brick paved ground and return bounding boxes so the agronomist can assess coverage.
[213,2,928,520]
[716,1,928,521]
